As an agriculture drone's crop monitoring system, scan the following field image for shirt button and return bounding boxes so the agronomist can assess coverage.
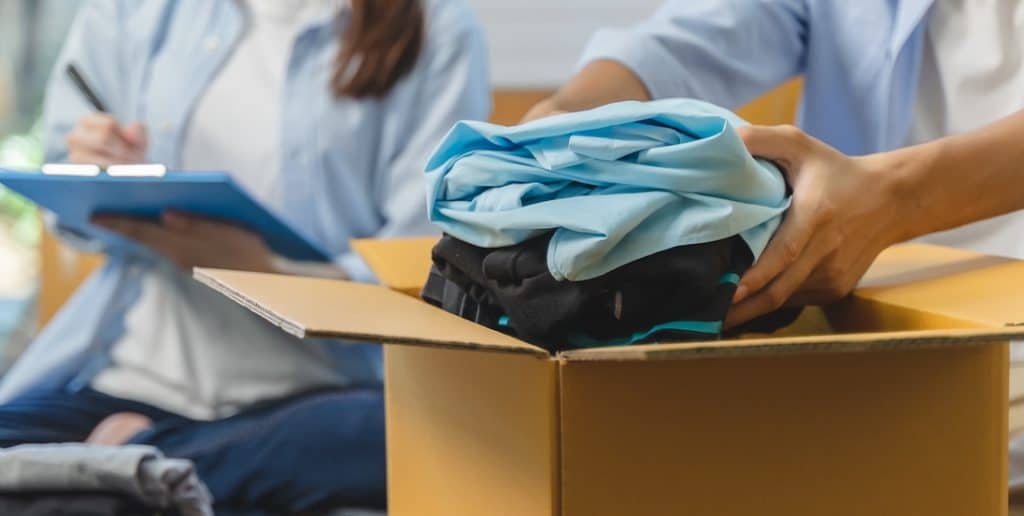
[161,122,173,132]
[204,36,220,52]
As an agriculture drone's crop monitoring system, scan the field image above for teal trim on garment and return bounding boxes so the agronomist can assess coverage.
[629,319,723,341]
[566,272,736,349]
[498,315,510,327]
[568,319,723,349]
[719,272,740,285]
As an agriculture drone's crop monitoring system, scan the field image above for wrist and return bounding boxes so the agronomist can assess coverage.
[861,143,940,244]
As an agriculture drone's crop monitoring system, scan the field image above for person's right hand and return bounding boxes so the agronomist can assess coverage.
[66,113,148,167]
[723,125,908,328]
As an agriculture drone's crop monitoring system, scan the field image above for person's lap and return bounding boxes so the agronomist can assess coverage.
[0,387,174,446]
[0,386,386,513]
[129,388,387,512]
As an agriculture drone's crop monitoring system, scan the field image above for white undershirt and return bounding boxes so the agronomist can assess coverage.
[181,0,329,202]
[91,0,347,420]
[908,0,1024,259]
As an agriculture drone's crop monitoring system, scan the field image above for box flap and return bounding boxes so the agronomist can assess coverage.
[562,243,1024,362]
[350,237,437,296]
[194,268,547,357]
[559,327,1024,361]
[853,244,1024,327]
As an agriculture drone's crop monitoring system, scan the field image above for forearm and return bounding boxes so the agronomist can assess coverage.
[536,60,652,115]
[879,110,1024,241]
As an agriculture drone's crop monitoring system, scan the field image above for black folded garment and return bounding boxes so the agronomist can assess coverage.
[423,233,800,352]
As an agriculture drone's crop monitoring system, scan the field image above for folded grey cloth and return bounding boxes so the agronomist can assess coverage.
[0,443,213,516]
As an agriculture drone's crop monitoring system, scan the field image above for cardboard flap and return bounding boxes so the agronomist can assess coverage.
[194,268,547,357]
[559,327,1024,362]
[350,237,438,295]
[853,244,1024,327]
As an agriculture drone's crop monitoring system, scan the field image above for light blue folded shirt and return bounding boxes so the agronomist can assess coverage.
[425,98,791,282]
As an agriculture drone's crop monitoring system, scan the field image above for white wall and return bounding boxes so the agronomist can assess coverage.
[466,0,662,89]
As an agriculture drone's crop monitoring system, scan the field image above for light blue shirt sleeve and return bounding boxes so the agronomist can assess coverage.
[335,0,492,282]
[42,0,143,163]
[40,0,144,253]
[578,0,809,110]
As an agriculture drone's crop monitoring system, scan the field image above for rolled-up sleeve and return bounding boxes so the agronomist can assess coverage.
[578,0,809,109]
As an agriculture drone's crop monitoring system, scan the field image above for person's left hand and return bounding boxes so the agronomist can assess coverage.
[92,211,276,273]
[724,124,911,329]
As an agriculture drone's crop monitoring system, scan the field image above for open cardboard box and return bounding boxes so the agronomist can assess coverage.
[196,239,1024,516]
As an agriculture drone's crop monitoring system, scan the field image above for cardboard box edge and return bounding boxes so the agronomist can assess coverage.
[194,267,307,338]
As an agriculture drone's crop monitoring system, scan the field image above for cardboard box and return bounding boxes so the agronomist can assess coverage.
[196,240,1024,516]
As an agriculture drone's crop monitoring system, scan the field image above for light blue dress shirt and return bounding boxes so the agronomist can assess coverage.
[578,0,936,156]
[0,0,491,404]
[427,98,789,282]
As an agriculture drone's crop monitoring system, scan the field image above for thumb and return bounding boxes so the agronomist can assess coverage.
[736,124,811,171]
[120,122,148,150]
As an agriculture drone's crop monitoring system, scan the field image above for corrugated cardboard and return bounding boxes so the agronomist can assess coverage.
[195,241,1024,516]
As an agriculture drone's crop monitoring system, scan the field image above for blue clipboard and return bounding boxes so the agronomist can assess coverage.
[0,168,331,262]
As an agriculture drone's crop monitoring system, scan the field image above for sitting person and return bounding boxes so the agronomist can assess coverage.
[0,0,489,513]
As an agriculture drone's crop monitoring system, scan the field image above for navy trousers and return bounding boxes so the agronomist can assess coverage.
[0,386,386,514]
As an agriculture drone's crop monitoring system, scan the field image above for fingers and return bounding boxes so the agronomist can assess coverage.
[161,211,249,240]
[67,147,118,168]
[788,244,881,307]
[93,215,184,266]
[732,202,815,303]
[724,233,831,329]
[93,215,164,243]
[736,124,813,168]
[157,211,272,272]
[66,114,147,165]
[160,211,194,232]
[92,213,266,271]
[76,115,133,155]
[120,122,148,149]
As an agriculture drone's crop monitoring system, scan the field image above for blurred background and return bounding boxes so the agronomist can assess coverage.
[0,0,79,374]
[0,0,798,375]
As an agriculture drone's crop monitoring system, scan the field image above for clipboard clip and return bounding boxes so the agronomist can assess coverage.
[41,163,167,177]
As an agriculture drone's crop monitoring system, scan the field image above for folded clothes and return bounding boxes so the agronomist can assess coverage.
[425,98,790,281]
[0,444,213,516]
[422,99,798,350]
[424,233,799,352]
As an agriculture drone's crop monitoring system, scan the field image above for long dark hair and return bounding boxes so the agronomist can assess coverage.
[332,0,425,98]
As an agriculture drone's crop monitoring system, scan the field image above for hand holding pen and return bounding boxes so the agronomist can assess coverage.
[64,63,148,168]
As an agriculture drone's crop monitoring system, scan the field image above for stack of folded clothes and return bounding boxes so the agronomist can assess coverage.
[422,98,799,352]
[0,443,213,516]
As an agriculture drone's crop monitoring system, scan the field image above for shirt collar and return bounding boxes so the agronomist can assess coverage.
[890,0,935,55]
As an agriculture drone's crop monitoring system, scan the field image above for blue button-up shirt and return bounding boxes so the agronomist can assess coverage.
[579,0,935,156]
[0,0,491,403]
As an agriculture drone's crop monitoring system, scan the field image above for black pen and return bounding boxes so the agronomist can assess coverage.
[66,63,108,113]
